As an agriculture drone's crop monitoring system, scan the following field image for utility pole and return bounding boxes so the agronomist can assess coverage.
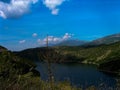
[46,34,54,90]
[46,34,48,48]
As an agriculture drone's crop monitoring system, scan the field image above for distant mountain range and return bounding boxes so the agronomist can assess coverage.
[55,40,88,46]
[84,33,120,46]
[56,33,120,46]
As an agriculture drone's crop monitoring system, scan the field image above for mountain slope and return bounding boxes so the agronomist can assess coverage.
[14,41,120,76]
[15,41,120,64]
[0,45,7,51]
[85,33,120,45]
[98,47,120,75]
[0,45,40,89]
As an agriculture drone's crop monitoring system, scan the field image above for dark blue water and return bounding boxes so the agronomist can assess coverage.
[36,63,116,88]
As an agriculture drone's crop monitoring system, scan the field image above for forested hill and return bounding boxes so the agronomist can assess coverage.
[0,45,40,89]
[14,42,120,76]
[0,45,7,51]
[14,41,120,65]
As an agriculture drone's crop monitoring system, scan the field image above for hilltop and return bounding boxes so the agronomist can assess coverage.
[85,33,120,46]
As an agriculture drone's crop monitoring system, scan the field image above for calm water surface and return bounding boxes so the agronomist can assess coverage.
[36,62,116,88]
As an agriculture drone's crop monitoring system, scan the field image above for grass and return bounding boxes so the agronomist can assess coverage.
[0,71,119,90]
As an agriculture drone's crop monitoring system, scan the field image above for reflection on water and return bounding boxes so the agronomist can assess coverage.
[36,62,116,88]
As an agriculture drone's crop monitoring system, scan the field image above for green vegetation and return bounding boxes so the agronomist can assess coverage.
[98,47,120,76]
[15,41,120,64]
[1,41,120,89]
[0,46,105,90]
[0,46,40,89]
[14,41,120,76]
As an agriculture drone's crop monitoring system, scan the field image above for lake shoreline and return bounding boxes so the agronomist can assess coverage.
[35,61,119,77]
[36,62,117,88]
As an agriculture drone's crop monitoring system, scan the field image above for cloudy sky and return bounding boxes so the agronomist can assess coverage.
[0,0,120,51]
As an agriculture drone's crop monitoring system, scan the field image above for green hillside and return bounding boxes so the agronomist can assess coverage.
[14,41,120,76]
[0,46,41,89]
[98,47,120,76]
[15,42,120,65]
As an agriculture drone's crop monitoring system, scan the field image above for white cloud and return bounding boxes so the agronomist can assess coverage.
[37,39,45,45]
[37,33,73,45]
[43,0,66,15]
[45,33,72,42]
[51,8,59,15]
[53,37,61,42]
[0,0,38,19]
[19,40,26,44]
[32,33,38,37]
[38,38,47,45]
[43,36,54,42]
[63,33,72,40]
[0,10,6,18]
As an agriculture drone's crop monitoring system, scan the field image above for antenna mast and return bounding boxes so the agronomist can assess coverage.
[46,34,48,48]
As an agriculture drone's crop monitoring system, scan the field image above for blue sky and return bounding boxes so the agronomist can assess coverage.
[0,0,120,51]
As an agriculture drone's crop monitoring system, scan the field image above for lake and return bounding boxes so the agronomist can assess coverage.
[36,62,116,88]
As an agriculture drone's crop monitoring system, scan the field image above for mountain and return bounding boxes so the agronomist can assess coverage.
[0,45,40,89]
[14,41,120,76]
[53,33,120,47]
[14,41,120,64]
[0,45,39,75]
[85,33,120,46]
[0,45,7,51]
[55,40,88,46]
